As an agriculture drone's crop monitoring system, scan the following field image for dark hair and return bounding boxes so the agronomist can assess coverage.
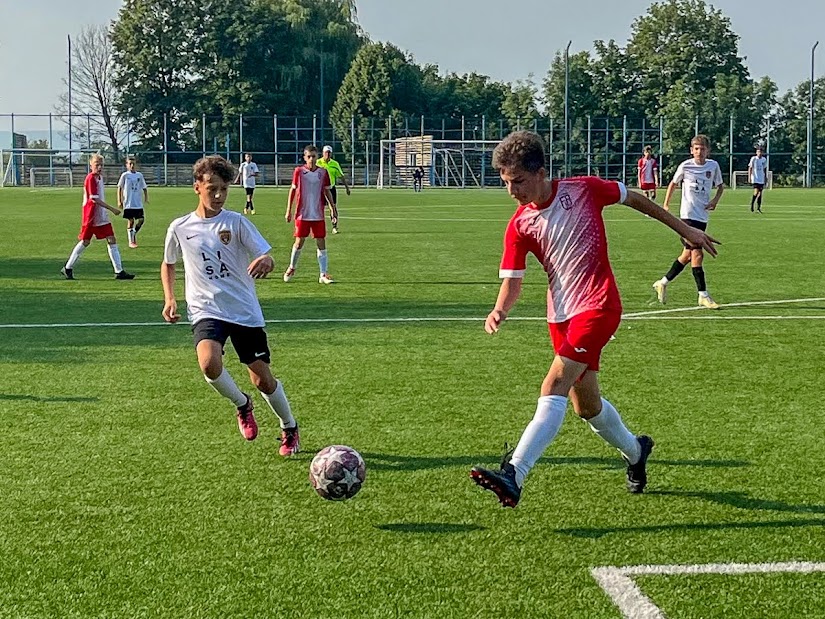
[193,155,234,183]
[304,144,318,155]
[492,131,546,173]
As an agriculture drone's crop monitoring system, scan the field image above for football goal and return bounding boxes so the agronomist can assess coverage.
[378,137,503,188]
[731,170,773,190]
[29,167,74,188]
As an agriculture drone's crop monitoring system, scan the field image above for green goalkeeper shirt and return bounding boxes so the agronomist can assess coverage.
[317,158,345,187]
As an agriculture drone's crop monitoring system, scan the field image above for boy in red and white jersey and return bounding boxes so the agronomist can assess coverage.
[470,131,719,508]
[61,153,135,280]
[284,145,338,284]
[637,145,659,200]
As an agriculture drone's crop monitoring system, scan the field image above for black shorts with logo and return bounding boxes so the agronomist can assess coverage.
[192,318,271,365]
[681,218,708,249]
[123,208,144,219]
[245,187,255,196]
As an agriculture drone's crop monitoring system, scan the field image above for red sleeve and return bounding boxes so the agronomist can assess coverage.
[499,213,528,276]
[81,173,97,226]
[321,169,331,187]
[653,158,659,169]
[582,176,624,209]
[637,158,644,170]
[292,167,301,186]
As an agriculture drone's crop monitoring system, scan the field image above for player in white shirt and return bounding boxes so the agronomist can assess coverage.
[161,155,300,456]
[284,145,337,284]
[748,147,768,213]
[652,135,725,309]
[117,157,149,248]
[637,146,659,200]
[234,153,259,215]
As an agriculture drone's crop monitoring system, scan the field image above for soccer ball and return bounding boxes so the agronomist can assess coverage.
[309,445,366,501]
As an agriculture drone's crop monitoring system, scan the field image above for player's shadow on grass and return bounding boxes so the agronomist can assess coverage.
[555,518,825,539]
[0,393,98,403]
[361,452,749,472]
[651,490,825,515]
[375,523,485,534]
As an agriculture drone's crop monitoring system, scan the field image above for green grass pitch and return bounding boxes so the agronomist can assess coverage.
[0,184,824,618]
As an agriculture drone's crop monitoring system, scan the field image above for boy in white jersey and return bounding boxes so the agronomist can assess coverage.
[235,153,259,215]
[284,145,337,284]
[117,157,148,248]
[652,135,724,309]
[161,156,300,456]
[748,147,768,213]
[61,153,135,280]
[470,132,719,508]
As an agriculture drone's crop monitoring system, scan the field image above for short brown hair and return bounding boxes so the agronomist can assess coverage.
[691,134,710,148]
[644,145,653,154]
[193,155,234,183]
[304,144,318,155]
[492,131,546,173]
[126,156,136,164]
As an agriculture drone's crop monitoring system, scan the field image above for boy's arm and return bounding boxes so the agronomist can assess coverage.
[661,182,678,212]
[486,278,522,334]
[707,184,724,210]
[94,197,121,215]
[624,190,719,256]
[161,262,180,323]
[286,186,296,222]
[337,163,351,194]
[324,187,338,222]
[143,188,149,204]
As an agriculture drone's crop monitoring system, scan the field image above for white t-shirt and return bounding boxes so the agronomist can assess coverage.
[83,172,109,226]
[163,209,272,327]
[117,171,148,210]
[239,162,259,188]
[293,166,329,221]
[749,156,768,184]
[671,158,724,223]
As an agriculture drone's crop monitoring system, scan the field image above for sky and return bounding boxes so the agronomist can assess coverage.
[1,0,824,118]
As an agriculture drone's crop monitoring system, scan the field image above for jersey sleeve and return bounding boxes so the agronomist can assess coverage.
[321,168,331,188]
[117,173,127,188]
[291,167,301,188]
[239,217,272,258]
[139,173,148,189]
[713,162,724,187]
[582,177,627,207]
[637,158,644,170]
[671,162,686,185]
[653,158,659,170]
[499,217,527,279]
[85,173,99,200]
[163,223,180,264]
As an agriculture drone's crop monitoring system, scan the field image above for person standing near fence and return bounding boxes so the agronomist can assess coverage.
[317,145,350,234]
[117,157,149,248]
[235,153,259,215]
[637,146,659,201]
[748,147,768,213]
[61,154,135,281]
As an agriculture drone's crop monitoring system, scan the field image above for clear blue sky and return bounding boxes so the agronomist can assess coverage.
[1,0,823,116]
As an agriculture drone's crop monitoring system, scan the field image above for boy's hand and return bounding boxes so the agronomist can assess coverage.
[485,309,508,334]
[682,228,720,257]
[162,300,180,323]
[248,255,274,279]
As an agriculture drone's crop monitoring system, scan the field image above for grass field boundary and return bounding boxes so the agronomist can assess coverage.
[591,561,825,619]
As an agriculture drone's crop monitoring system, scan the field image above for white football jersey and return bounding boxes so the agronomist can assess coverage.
[239,162,259,188]
[749,156,768,184]
[671,158,723,223]
[163,209,272,327]
[117,171,148,210]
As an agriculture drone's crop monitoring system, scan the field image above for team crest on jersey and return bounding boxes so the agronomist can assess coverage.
[705,171,712,178]
[219,230,231,245]
[558,192,573,210]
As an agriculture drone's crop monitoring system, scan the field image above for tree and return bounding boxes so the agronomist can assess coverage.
[56,24,127,161]
[501,76,541,131]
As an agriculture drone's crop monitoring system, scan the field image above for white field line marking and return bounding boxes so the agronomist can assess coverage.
[592,561,825,619]
[1,298,823,329]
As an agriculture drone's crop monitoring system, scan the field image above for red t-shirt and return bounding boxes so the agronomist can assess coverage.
[81,172,108,227]
[292,166,330,221]
[499,177,627,322]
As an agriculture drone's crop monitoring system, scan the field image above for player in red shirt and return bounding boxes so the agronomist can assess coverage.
[470,131,719,508]
[637,146,659,201]
[283,145,338,284]
[61,154,135,280]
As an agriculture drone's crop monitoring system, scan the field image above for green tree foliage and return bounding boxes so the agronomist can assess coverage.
[502,77,540,131]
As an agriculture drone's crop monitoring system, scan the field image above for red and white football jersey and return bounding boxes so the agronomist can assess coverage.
[292,166,330,221]
[82,172,109,226]
[499,177,627,323]
[638,157,658,183]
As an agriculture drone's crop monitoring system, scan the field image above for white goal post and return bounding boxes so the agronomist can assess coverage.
[378,137,503,188]
[29,167,74,188]
[731,170,773,190]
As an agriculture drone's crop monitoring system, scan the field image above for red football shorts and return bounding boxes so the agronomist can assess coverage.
[548,309,622,372]
[79,223,115,241]
[294,219,326,239]
[640,182,657,191]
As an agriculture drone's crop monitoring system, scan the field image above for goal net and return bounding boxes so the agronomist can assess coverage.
[29,167,74,188]
[731,170,773,190]
[378,137,502,188]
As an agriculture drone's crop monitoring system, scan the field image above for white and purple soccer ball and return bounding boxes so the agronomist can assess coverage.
[309,445,366,501]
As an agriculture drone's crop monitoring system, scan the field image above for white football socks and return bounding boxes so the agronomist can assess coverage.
[317,249,328,275]
[289,246,302,270]
[510,395,567,487]
[65,242,86,269]
[260,380,296,429]
[128,228,136,244]
[586,398,641,464]
[107,244,123,273]
[205,368,248,407]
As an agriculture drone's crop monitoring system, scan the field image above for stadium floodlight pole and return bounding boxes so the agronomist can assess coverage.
[808,41,819,188]
[564,40,571,178]
[68,35,72,163]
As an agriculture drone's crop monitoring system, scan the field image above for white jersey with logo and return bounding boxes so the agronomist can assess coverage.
[749,156,768,184]
[163,209,272,327]
[293,166,329,221]
[671,158,724,223]
[239,162,259,189]
[117,171,148,210]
